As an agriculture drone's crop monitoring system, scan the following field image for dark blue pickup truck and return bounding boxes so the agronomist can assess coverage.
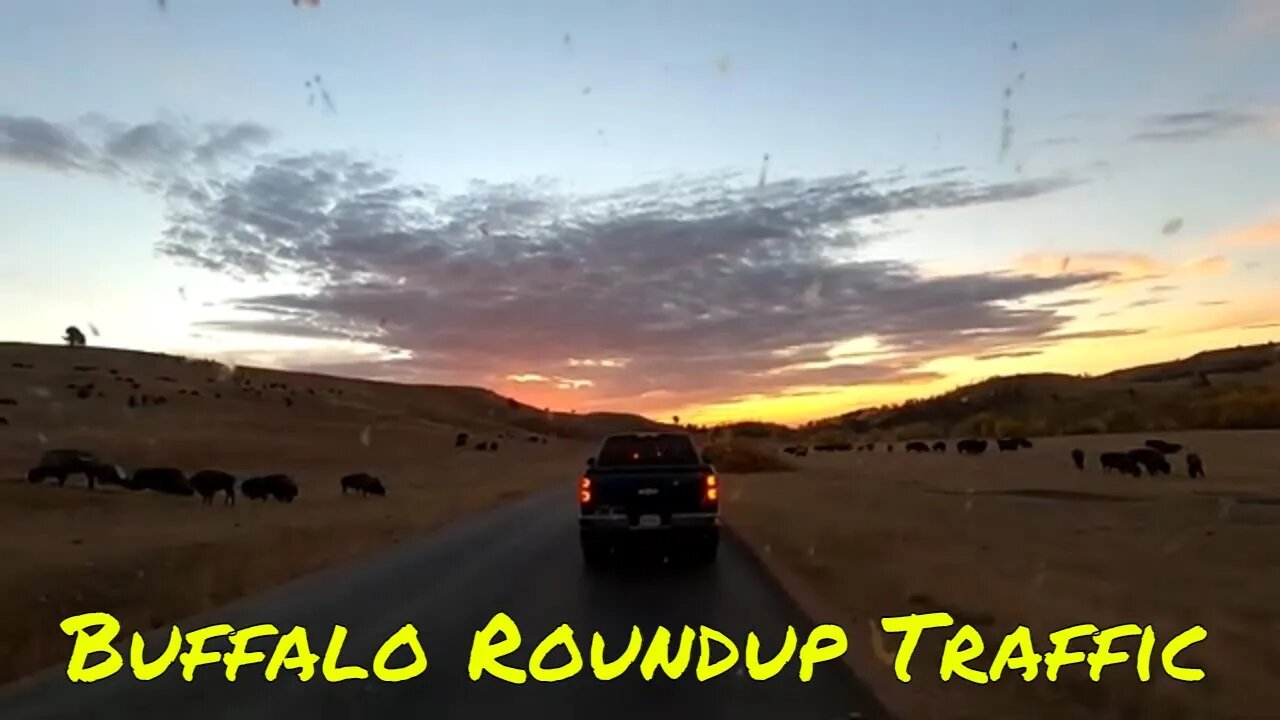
[577,432,720,567]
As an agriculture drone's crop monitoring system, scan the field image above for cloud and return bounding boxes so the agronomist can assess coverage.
[1013,251,1230,285]
[4,110,1113,412]
[1132,110,1269,143]
[1215,0,1280,48]
[506,372,593,389]
[975,350,1044,361]
[1127,297,1166,309]
[0,115,95,171]
[0,114,272,177]
[1212,219,1280,248]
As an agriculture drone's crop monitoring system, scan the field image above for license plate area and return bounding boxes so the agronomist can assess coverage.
[637,514,662,528]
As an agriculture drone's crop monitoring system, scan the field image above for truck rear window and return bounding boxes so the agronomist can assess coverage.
[596,434,700,467]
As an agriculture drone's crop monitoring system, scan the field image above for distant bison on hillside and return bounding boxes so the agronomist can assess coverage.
[1070,448,1085,471]
[932,441,946,453]
[956,439,988,455]
[1128,447,1171,476]
[1187,452,1205,479]
[132,467,193,496]
[1100,452,1141,477]
[341,473,386,497]
[996,437,1033,452]
[190,470,236,505]
[242,474,297,502]
[27,449,125,490]
[905,441,930,453]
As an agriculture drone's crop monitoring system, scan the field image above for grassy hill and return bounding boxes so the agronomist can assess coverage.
[802,341,1280,439]
[0,342,670,445]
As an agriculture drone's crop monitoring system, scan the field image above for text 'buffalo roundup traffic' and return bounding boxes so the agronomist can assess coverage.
[58,611,1207,685]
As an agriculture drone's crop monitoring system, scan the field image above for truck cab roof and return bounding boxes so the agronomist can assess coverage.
[593,432,702,468]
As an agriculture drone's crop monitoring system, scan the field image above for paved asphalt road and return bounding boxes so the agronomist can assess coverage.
[0,487,891,720]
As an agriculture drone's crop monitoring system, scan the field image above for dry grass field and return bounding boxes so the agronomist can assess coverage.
[0,343,602,685]
[724,431,1280,720]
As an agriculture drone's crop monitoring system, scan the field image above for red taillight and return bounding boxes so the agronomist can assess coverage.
[578,476,591,505]
[703,473,718,505]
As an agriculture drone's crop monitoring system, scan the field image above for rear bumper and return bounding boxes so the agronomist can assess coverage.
[579,512,719,543]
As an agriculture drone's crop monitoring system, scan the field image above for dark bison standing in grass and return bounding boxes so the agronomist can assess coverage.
[1187,452,1205,479]
[190,470,236,505]
[905,441,931,453]
[27,449,126,490]
[996,437,1033,452]
[240,476,270,501]
[1070,448,1086,471]
[266,474,299,502]
[455,432,469,448]
[242,474,298,502]
[956,439,988,455]
[1100,451,1142,477]
[1128,448,1172,476]
[932,441,946,453]
[132,467,194,496]
[340,473,386,497]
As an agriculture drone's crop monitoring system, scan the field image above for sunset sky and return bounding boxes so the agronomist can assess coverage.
[1,0,1277,425]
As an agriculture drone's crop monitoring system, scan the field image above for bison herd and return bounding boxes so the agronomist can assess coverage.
[24,448,391,505]
[1085,440,1204,479]
[784,436,1037,457]
[23,428,551,505]
[779,435,1209,480]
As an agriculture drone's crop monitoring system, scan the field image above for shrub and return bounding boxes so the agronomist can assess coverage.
[701,441,795,474]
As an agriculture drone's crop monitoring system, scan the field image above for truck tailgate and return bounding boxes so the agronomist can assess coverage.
[587,466,709,516]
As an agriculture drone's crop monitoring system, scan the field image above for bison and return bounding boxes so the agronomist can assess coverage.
[1144,439,1183,454]
[341,473,386,497]
[455,432,470,447]
[1186,452,1205,479]
[264,474,299,502]
[240,476,271,501]
[932,441,946,453]
[132,467,194,496]
[1070,448,1085,471]
[27,449,125,490]
[905,441,931,453]
[956,439,988,455]
[1099,452,1142,477]
[190,470,236,505]
[243,474,298,502]
[996,437,1032,452]
[474,440,489,451]
[1127,448,1171,476]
